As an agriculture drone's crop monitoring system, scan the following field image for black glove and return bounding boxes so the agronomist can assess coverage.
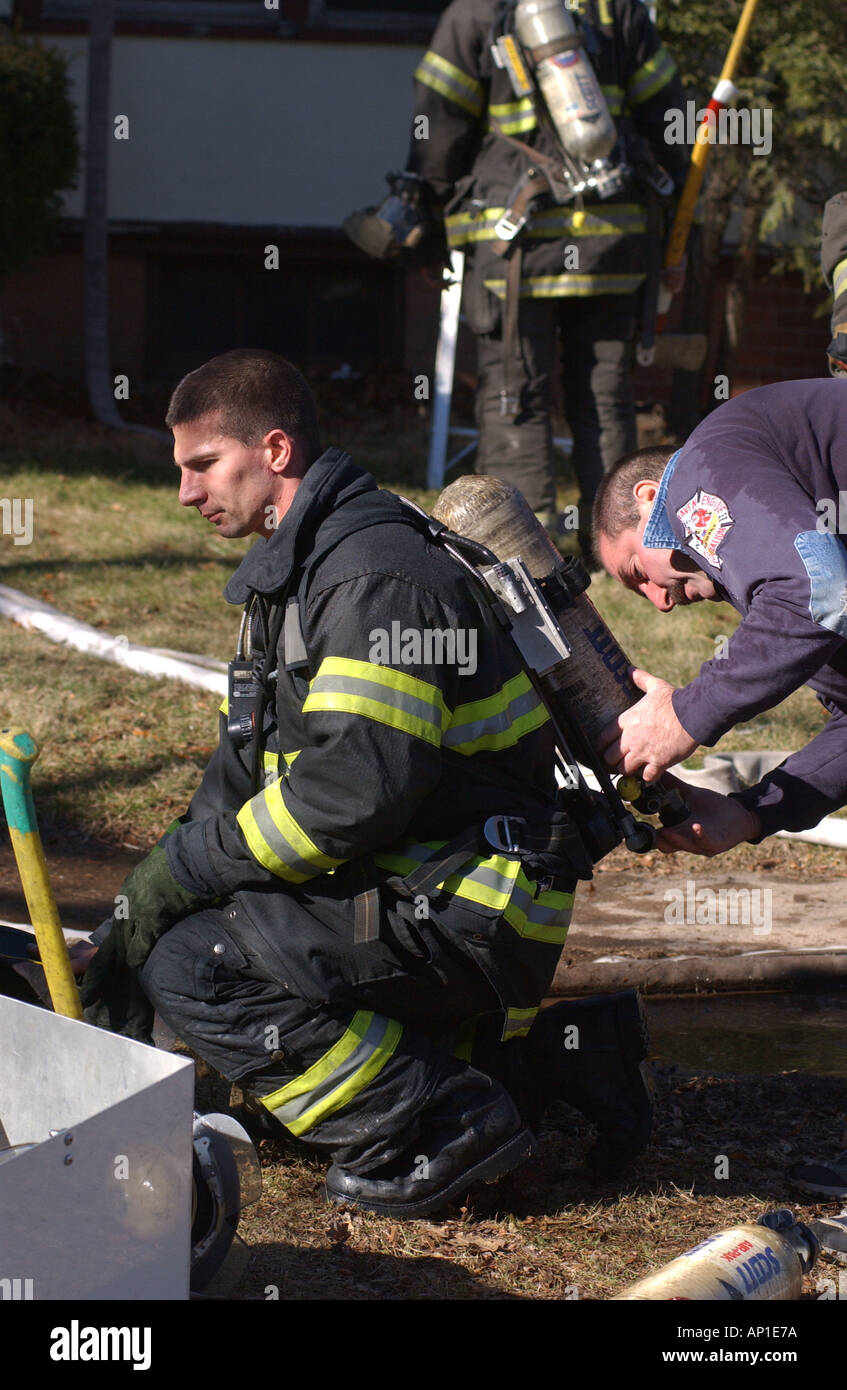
[80,843,206,1041]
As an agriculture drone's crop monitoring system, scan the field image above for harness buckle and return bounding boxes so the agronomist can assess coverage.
[484,814,527,854]
[493,211,527,242]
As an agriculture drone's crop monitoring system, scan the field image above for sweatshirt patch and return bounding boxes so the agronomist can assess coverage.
[677,490,734,569]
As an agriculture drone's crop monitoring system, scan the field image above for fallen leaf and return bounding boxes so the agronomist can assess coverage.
[326,1212,354,1246]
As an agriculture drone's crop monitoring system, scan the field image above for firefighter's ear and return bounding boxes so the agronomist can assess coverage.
[633,479,661,506]
[264,429,298,475]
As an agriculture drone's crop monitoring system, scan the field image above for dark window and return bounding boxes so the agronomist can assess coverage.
[155,255,399,381]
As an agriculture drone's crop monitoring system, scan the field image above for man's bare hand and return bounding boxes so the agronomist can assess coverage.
[597,669,698,782]
[656,784,762,857]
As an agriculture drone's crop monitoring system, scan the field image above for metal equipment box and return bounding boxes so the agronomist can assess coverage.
[0,995,194,1300]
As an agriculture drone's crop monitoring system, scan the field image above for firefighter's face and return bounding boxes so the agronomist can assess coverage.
[597,481,718,613]
[173,414,298,538]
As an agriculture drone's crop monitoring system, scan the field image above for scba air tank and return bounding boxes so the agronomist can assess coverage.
[431,474,638,743]
[514,0,617,165]
[614,1212,819,1301]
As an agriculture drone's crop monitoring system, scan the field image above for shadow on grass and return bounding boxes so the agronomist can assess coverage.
[0,757,208,836]
[468,1069,847,1224]
[235,1239,527,1301]
[0,551,236,579]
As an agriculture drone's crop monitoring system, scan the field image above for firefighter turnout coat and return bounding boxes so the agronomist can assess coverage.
[407,0,687,307]
[822,191,847,373]
[162,449,574,1030]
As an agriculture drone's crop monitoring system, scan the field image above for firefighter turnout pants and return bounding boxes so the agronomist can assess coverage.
[140,868,559,1173]
[474,292,638,520]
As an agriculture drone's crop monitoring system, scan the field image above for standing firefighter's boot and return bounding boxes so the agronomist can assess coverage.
[325,1067,533,1219]
[527,989,652,1176]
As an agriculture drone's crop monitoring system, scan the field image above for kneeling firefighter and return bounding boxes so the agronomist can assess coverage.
[80,350,662,1219]
[345,0,687,550]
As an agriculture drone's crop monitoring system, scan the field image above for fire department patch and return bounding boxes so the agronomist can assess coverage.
[676,490,734,569]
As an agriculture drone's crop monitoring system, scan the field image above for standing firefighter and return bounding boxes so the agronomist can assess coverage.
[822,191,847,377]
[79,350,651,1218]
[346,0,687,554]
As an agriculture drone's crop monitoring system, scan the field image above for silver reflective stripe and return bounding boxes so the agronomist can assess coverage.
[250,794,317,878]
[443,686,542,748]
[402,841,517,901]
[284,597,308,669]
[267,1013,395,1131]
[307,672,443,730]
[501,1007,538,1041]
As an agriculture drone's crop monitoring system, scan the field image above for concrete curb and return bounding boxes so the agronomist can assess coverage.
[551,948,847,996]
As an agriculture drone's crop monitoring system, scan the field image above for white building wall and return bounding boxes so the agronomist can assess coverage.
[52,35,423,227]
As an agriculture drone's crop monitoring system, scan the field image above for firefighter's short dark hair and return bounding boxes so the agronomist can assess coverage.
[166,349,322,462]
[592,446,676,548]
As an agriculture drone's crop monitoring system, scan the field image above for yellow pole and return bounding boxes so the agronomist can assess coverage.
[0,728,83,1020]
[661,0,764,298]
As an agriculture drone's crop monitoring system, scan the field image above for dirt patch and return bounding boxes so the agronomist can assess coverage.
[0,823,142,936]
[564,868,847,961]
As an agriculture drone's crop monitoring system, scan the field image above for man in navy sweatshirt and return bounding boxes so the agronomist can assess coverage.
[592,377,847,1198]
[593,377,847,857]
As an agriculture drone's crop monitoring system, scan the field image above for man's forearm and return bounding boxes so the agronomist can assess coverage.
[730,706,847,837]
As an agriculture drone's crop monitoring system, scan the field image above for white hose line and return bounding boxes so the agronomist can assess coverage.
[0,584,227,696]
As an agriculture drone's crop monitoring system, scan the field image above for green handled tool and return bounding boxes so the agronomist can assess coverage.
[0,727,83,1020]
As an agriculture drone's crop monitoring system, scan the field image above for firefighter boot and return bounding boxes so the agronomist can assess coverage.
[528,990,652,1176]
[325,1066,534,1219]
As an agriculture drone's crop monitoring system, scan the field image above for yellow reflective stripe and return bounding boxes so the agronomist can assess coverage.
[446,209,503,246]
[485,272,646,298]
[261,1011,403,1137]
[441,852,521,910]
[219,697,229,715]
[262,750,281,785]
[374,839,521,911]
[445,672,548,754]
[600,83,623,116]
[529,203,647,238]
[303,656,448,748]
[374,840,573,938]
[489,113,538,135]
[415,51,485,118]
[281,749,300,767]
[237,780,344,882]
[489,97,533,117]
[501,1006,539,1042]
[450,1018,477,1062]
[626,44,678,107]
[448,203,646,246]
[504,881,574,944]
[489,95,537,135]
[833,257,847,300]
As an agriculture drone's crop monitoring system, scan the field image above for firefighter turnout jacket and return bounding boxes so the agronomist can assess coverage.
[641,379,847,839]
[407,0,687,304]
[822,191,847,374]
[162,449,574,1018]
